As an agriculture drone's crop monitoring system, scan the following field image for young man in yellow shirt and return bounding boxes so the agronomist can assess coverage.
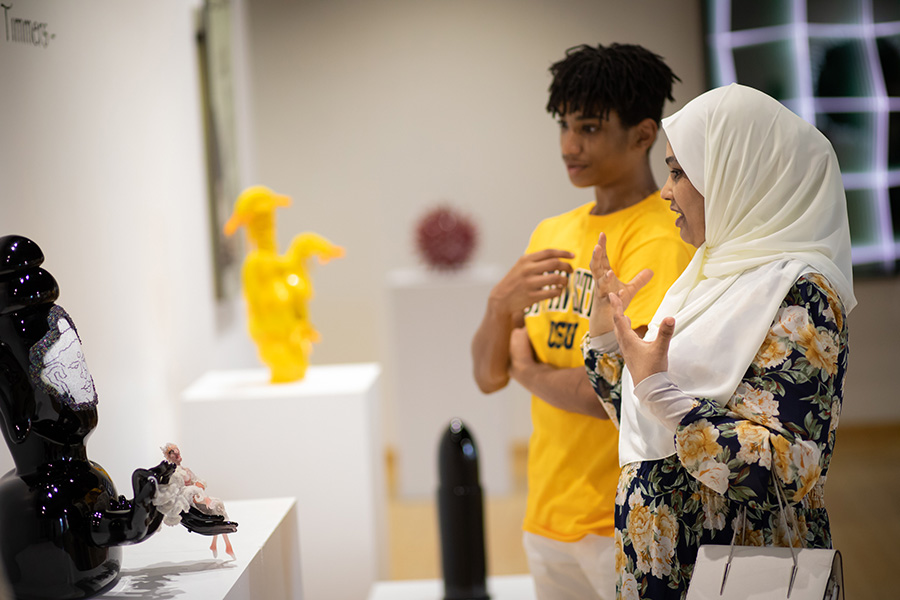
[471,43,694,599]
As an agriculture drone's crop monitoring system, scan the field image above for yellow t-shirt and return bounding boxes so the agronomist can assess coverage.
[522,192,694,541]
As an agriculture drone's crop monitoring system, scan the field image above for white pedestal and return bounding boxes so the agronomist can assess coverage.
[100,497,301,600]
[181,364,385,600]
[367,574,536,600]
[386,265,527,498]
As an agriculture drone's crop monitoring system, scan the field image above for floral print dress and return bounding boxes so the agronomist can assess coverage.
[582,274,848,599]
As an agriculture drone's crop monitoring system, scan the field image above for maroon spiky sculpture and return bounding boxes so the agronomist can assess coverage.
[415,205,478,270]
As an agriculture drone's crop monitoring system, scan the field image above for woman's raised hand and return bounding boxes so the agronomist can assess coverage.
[609,291,675,384]
[588,233,654,336]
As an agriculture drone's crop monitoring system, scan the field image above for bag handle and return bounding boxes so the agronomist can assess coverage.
[773,477,800,596]
[719,478,800,597]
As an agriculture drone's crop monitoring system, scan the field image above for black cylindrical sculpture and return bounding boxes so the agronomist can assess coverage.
[437,418,489,600]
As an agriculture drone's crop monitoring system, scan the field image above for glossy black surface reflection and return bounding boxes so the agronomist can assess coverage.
[437,418,490,600]
[0,235,173,600]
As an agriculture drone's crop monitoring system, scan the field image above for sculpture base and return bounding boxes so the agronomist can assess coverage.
[98,497,300,599]
[0,464,123,600]
[181,363,385,600]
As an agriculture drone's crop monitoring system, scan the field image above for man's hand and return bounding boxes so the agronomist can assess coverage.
[508,327,536,380]
[473,248,576,394]
[506,326,609,419]
[489,249,575,323]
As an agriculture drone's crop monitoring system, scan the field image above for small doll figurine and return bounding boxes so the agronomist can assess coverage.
[155,443,236,558]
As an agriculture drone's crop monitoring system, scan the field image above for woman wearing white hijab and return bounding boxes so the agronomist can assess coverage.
[581,83,855,599]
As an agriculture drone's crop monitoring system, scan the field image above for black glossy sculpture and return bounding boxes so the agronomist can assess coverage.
[0,235,233,599]
[437,418,489,600]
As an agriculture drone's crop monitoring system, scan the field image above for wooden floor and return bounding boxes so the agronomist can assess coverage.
[387,424,900,597]
[825,424,900,598]
[386,443,529,579]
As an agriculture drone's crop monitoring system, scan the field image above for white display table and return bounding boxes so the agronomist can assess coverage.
[100,497,300,599]
[367,574,536,600]
[181,364,385,600]
[386,265,528,498]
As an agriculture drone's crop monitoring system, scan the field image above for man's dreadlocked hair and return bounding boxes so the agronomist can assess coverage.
[546,43,680,127]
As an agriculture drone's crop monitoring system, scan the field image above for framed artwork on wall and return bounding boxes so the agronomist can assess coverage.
[197,0,242,300]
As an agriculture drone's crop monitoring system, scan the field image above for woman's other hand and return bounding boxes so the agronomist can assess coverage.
[609,291,674,385]
[588,232,654,336]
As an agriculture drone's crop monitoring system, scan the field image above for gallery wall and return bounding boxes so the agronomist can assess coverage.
[242,0,900,436]
[0,0,258,488]
[1,0,898,489]
[242,0,709,447]
[243,0,707,366]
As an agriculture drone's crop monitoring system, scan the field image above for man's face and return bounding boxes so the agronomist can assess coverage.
[558,109,636,188]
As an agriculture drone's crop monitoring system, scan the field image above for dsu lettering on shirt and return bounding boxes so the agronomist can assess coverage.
[547,321,578,349]
[523,268,595,318]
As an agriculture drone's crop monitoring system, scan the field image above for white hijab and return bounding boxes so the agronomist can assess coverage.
[618,83,856,465]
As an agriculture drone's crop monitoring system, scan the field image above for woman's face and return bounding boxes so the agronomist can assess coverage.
[661,141,706,247]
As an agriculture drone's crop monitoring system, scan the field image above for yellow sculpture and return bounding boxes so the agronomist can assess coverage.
[224,186,344,383]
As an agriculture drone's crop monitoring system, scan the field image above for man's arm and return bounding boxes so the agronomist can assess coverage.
[471,296,519,393]
[471,249,574,394]
[507,328,607,418]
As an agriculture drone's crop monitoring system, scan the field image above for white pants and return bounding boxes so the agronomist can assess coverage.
[523,531,616,600]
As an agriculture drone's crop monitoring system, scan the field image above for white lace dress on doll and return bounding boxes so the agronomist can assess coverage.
[153,466,208,526]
